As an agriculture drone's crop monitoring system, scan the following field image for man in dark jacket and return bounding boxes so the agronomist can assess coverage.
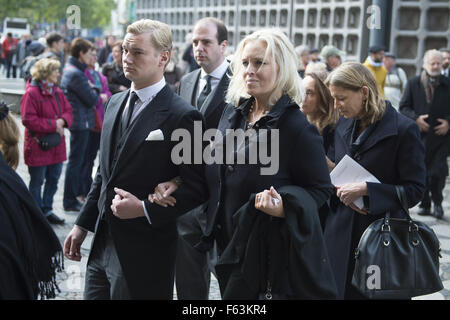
[63,19,208,300]
[175,17,230,300]
[97,35,115,67]
[400,49,450,219]
[61,38,102,212]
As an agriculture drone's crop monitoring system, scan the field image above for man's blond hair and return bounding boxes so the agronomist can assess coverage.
[126,19,172,54]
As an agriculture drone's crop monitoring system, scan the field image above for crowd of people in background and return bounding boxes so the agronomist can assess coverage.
[0,18,449,300]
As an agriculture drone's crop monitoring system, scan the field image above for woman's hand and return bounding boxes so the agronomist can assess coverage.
[336,182,368,215]
[326,156,335,172]
[148,178,180,207]
[56,118,65,136]
[255,186,285,218]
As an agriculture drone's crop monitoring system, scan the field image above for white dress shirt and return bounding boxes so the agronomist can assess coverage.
[122,77,167,125]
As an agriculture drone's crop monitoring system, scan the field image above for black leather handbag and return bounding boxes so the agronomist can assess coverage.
[352,186,443,299]
[35,133,62,151]
[30,92,62,151]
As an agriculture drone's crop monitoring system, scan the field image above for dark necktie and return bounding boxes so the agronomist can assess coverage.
[124,91,140,129]
[197,75,212,110]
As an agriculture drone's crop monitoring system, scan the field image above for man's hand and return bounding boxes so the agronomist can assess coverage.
[111,187,145,219]
[64,226,88,261]
[148,180,179,207]
[416,114,430,132]
[434,118,450,136]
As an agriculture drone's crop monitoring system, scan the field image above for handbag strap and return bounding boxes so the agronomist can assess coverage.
[54,91,62,118]
[29,91,62,139]
[395,185,412,220]
[383,186,412,229]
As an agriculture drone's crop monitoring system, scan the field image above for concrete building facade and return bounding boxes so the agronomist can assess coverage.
[134,0,449,77]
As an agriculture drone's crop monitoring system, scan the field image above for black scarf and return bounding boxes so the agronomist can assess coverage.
[0,153,63,299]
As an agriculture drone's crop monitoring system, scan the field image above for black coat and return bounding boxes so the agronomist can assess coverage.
[216,185,338,299]
[76,85,208,299]
[0,153,62,299]
[324,102,426,299]
[199,95,334,255]
[399,74,450,176]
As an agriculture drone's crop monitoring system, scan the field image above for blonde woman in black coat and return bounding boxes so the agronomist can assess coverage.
[149,29,337,299]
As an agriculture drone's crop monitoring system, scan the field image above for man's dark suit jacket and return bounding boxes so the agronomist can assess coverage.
[175,66,230,243]
[76,85,208,299]
[178,67,229,130]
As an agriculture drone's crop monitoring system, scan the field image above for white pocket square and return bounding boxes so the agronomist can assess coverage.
[145,129,164,141]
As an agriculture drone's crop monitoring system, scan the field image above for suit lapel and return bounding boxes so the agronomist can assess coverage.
[200,69,230,118]
[181,69,201,107]
[101,90,129,179]
[108,85,171,181]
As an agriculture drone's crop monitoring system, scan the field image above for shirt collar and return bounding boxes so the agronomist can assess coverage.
[200,59,229,80]
[130,77,166,103]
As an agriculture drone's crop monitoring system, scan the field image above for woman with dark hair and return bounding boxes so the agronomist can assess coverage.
[301,70,339,229]
[0,103,63,299]
[61,37,100,212]
[324,62,426,299]
[79,48,111,203]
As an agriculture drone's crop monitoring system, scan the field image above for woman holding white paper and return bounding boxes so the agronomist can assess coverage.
[323,62,426,299]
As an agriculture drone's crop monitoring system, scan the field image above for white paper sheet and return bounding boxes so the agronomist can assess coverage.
[330,154,380,209]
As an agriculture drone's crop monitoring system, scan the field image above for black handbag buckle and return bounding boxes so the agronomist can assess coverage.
[409,223,419,232]
[409,222,420,246]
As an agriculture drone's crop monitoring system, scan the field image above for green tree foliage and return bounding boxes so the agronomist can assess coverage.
[0,0,116,29]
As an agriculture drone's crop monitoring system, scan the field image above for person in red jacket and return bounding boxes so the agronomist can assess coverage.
[20,58,73,224]
[2,32,18,78]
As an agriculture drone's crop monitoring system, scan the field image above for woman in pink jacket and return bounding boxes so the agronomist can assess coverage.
[21,58,73,225]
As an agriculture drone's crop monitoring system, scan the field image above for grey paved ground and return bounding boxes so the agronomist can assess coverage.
[9,113,450,300]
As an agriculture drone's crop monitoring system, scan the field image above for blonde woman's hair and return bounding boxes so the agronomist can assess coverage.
[0,110,20,170]
[226,28,304,107]
[325,62,385,128]
[126,19,172,57]
[30,58,61,82]
[303,72,339,133]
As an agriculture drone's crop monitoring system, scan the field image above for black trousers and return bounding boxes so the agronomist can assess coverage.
[84,221,131,300]
[421,175,446,207]
[175,206,216,300]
